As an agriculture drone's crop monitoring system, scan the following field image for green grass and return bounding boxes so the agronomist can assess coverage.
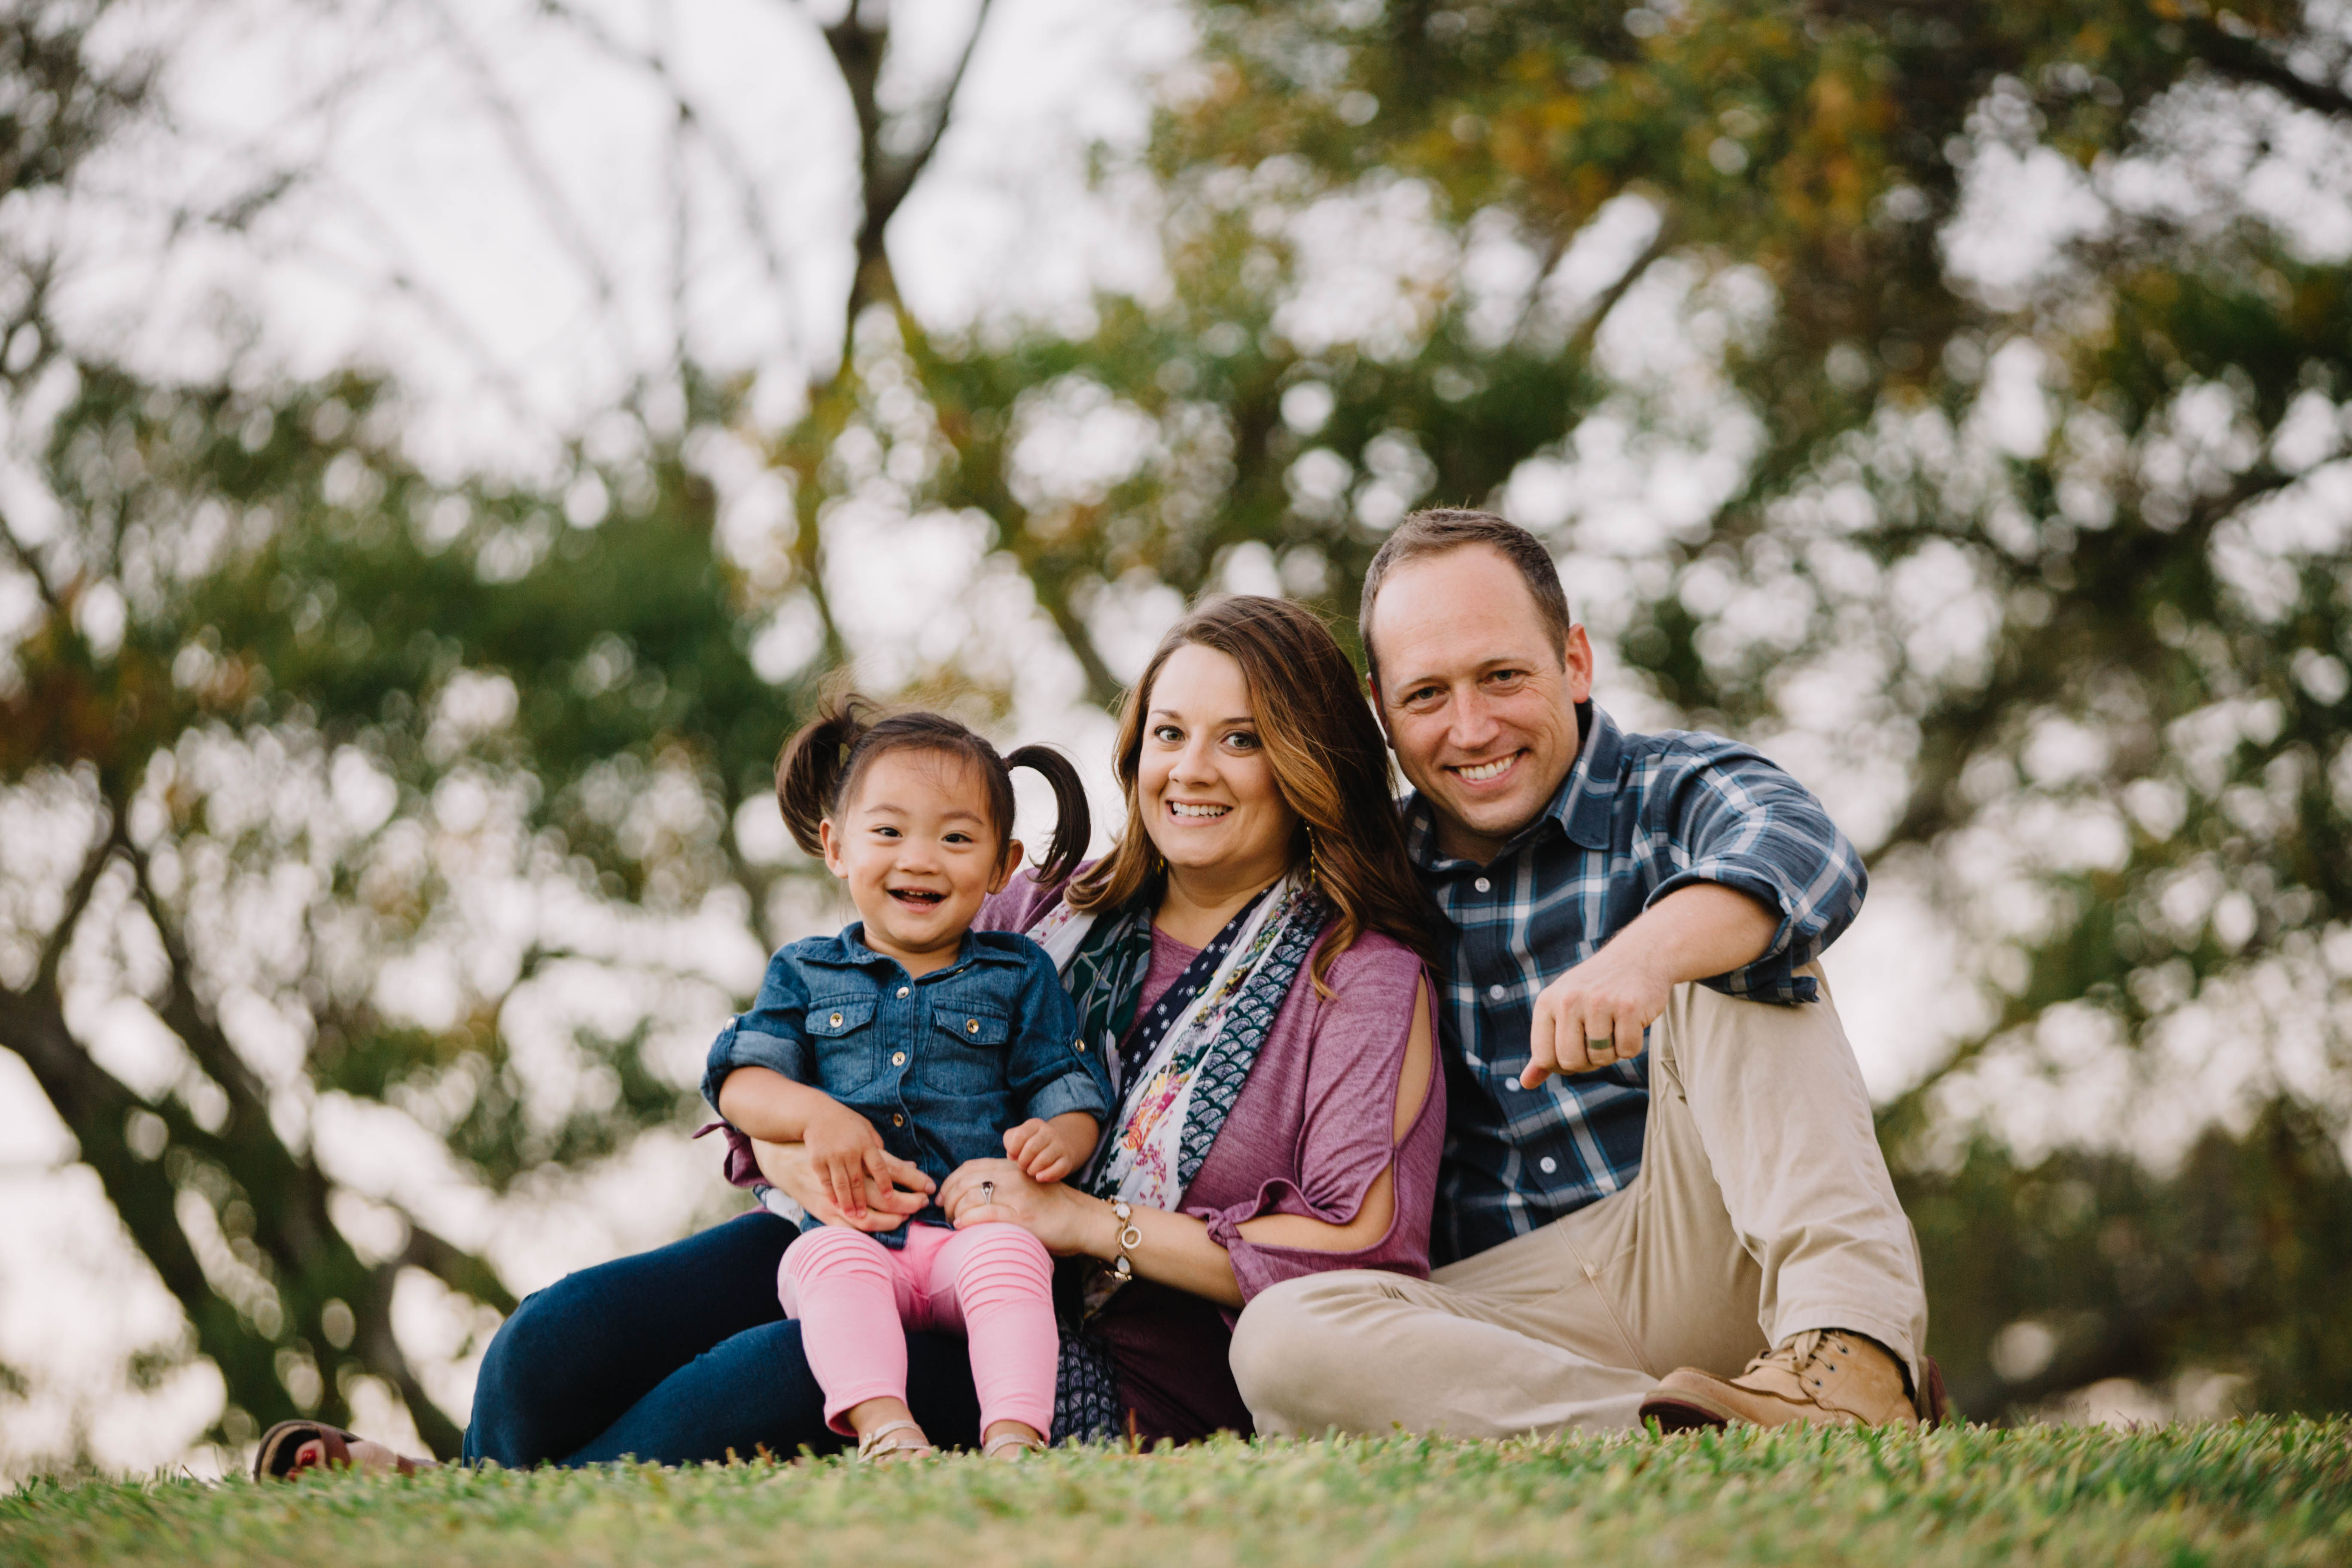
[6,1420,2349,1567]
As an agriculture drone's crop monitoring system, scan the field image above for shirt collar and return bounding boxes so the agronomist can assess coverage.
[1404,700,1617,868]
[1555,700,1622,852]
[799,924,1022,977]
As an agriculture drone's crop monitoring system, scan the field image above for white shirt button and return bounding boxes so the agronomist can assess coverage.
[897,986,909,998]
[1473,877,1491,893]
[1539,1156,1558,1174]
[1488,983,1506,1001]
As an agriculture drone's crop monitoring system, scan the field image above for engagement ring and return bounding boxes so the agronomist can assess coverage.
[981,1180,996,1205]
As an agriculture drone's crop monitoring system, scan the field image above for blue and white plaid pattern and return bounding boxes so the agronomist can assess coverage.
[1411,703,1867,1266]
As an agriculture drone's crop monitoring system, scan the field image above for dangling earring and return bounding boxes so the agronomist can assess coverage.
[1307,828,1321,888]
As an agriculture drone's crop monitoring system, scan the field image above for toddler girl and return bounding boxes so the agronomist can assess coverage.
[706,696,1108,1459]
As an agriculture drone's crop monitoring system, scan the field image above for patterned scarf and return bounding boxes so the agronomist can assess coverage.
[1025,874,1330,1441]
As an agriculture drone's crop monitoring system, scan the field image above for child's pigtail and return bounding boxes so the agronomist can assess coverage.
[775,694,874,856]
[1004,744,1092,889]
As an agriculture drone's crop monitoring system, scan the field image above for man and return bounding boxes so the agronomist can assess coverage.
[1229,509,1937,1435]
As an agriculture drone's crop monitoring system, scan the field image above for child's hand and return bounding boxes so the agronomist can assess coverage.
[805,1101,888,1221]
[1004,1112,1099,1184]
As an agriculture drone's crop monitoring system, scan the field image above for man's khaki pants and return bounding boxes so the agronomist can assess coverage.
[1229,966,1929,1437]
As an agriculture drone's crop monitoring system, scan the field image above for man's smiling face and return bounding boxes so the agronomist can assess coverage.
[1367,544,1593,865]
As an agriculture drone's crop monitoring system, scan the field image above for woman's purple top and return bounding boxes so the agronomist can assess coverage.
[980,871,1443,1442]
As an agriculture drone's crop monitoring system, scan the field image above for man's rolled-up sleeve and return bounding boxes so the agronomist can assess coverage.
[699,953,815,1112]
[1643,741,1867,1005]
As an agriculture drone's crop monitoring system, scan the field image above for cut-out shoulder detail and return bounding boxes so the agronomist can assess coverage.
[1393,981,1434,1144]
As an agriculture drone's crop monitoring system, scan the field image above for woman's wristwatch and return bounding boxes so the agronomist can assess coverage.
[1108,1199,1143,1283]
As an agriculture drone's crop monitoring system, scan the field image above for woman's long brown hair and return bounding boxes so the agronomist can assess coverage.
[1067,594,1436,985]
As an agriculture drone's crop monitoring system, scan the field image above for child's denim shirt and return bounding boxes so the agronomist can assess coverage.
[701,923,1110,1246]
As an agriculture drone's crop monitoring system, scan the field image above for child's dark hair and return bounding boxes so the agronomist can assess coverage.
[774,694,1092,886]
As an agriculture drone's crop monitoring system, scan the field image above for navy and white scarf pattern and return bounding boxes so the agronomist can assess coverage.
[1026,874,1329,1441]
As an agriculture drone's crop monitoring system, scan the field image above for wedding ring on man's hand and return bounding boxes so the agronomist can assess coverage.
[1586,1038,1615,1058]
[980,1181,996,1205]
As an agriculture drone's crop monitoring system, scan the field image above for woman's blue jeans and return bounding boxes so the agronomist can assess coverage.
[461,1211,983,1466]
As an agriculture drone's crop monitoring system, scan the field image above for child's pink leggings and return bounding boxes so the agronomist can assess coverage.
[780,1221,1056,1439]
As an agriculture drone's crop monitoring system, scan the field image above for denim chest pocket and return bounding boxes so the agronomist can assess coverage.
[919,1004,1012,1099]
[806,996,882,1093]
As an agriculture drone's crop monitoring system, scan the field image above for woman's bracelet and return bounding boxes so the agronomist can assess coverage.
[1108,1199,1143,1283]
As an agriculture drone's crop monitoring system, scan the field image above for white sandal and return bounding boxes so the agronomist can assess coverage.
[854,1420,934,1462]
[982,1430,1048,1459]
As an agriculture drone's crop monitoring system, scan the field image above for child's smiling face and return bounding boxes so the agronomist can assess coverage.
[819,747,1021,976]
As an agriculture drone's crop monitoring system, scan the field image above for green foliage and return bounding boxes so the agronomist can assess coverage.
[0,359,793,1452]
[0,0,149,225]
[6,1423,2352,1567]
[894,0,2352,1416]
[1905,1103,2352,1420]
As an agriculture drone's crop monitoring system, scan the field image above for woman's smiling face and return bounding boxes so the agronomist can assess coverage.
[1138,642,1299,888]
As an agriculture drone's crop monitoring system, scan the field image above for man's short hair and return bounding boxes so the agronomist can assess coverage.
[1357,508,1572,692]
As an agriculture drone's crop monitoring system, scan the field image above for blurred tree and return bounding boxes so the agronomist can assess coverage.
[0,0,997,1460]
[877,0,2352,1416]
[6,0,2352,1461]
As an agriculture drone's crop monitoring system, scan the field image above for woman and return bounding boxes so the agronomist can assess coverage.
[263,594,1438,1473]
[929,593,1444,1442]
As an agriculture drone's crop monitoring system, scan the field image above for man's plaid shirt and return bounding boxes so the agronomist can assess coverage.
[1407,702,1867,1266]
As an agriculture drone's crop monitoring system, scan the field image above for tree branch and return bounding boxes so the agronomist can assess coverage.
[400,1221,517,1313]
[285,174,549,435]
[0,986,222,1365]
[122,840,276,1120]
[421,0,633,375]
[119,840,502,1455]
[1029,565,1125,712]
[0,502,70,627]
[1561,204,1677,363]
[827,0,998,334]
[33,808,121,999]
[2194,23,2352,122]
[1503,221,1575,349]
[351,1260,465,1461]
[661,9,694,383]
[861,0,997,233]
[1875,461,2296,855]
[533,0,802,363]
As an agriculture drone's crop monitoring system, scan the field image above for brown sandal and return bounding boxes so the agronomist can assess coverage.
[253,1420,418,1481]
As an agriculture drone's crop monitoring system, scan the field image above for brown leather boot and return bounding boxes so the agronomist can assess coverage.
[1638,1329,1918,1432]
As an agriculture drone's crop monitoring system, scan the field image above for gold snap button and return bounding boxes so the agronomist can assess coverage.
[966,1019,980,1033]
[891,1051,906,1066]
[892,1114,904,1127]
[829,1012,843,1027]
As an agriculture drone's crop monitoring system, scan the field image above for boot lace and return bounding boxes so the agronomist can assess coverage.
[1740,1329,1855,1393]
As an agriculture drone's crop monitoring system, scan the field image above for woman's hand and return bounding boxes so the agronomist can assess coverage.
[940,1158,1108,1257]
[752,1137,933,1234]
